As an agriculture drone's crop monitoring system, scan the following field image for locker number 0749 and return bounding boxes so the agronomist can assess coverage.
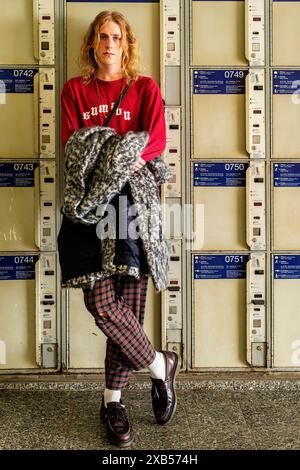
[224,71,244,78]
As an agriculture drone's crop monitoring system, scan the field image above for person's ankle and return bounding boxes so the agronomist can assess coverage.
[104,388,121,407]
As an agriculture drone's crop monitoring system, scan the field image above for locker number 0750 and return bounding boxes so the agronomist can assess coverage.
[224,163,245,171]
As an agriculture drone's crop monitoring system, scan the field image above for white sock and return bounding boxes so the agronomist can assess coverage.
[148,351,166,380]
[104,388,121,407]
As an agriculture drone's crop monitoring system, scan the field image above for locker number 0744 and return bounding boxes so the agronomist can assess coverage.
[14,256,35,264]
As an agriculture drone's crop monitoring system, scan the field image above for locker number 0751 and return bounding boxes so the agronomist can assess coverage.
[225,256,244,263]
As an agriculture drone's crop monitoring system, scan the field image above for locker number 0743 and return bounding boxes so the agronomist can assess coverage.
[14,256,35,264]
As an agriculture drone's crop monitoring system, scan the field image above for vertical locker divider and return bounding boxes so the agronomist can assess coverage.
[34,164,41,251]
[35,255,42,367]
[33,0,39,62]
[33,72,39,156]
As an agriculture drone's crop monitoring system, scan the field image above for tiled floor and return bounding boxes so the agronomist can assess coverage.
[1,387,300,450]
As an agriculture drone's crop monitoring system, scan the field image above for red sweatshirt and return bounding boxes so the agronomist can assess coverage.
[61,75,166,162]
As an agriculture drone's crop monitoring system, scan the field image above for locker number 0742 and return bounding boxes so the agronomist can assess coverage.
[13,69,34,77]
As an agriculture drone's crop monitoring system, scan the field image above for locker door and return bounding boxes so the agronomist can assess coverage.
[272,163,300,250]
[0,254,57,370]
[273,255,300,368]
[66,0,160,81]
[192,69,248,158]
[0,67,55,158]
[68,279,161,369]
[272,0,300,66]
[0,0,55,65]
[0,161,56,252]
[272,70,300,158]
[193,254,248,367]
[192,0,246,66]
[193,162,248,250]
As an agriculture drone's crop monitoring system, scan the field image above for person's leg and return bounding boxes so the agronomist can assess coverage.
[83,276,156,390]
[104,274,149,390]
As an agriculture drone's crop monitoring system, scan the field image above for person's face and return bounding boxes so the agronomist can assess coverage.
[95,20,123,70]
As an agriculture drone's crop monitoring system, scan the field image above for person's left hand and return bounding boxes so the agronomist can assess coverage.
[132,157,146,173]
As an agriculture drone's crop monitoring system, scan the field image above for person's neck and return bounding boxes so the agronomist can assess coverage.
[96,68,123,82]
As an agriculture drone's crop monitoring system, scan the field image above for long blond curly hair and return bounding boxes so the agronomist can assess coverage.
[79,11,140,83]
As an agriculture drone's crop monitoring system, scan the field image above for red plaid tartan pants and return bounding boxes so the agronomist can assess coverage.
[83,274,156,390]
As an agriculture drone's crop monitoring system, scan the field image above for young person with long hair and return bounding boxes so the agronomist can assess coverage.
[59,11,179,447]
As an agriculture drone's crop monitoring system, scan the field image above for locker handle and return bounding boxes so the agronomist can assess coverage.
[33,0,39,61]
[246,165,251,249]
[35,257,42,367]
[246,258,252,366]
[33,72,39,155]
[34,165,41,250]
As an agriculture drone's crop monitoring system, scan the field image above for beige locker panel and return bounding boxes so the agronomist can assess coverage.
[273,255,300,367]
[193,254,248,368]
[0,0,36,64]
[272,1,300,66]
[0,68,38,158]
[0,0,55,65]
[0,162,37,251]
[66,1,160,81]
[273,163,300,250]
[192,0,246,66]
[193,70,248,158]
[68,278,160,369]
[193,162,248,250]
[272,70,300,158]
[0,255,38,370]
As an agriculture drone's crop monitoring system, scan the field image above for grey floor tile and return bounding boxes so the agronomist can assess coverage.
[239,402,300,427]
[190,424,256,450]
[252,426,300,450]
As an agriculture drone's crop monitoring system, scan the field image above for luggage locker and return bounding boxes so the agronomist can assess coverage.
[272,0,300,66]
[0,67,55,158]
[68,280,161,369]
[272,163,300,250]
[272,70,300,158]
[0,0,55,65]
[273,255,300,368]
[192,0,265,67]
[0,161,56,252]
[192,253,249,367]
[192,161,265,251]
[0,253,57,370]
[65,1,162,369]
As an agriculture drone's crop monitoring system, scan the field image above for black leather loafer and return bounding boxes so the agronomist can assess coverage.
[151,350,179,425]
[100,398,134,447]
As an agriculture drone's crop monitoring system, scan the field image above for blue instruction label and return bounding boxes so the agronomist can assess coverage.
[67,1,159,2]
[0,256,39,281]
[273,70,300,95]
[273,163,300,187]
[193,69,247,95]
[194,255,248,280]
[0,163,38,187]
[193,162,247,187]
[0,69,38,94]
[274,255,300,279]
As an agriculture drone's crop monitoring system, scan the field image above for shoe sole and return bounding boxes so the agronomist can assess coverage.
[157,352,180,425]
[108,435,134,448]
